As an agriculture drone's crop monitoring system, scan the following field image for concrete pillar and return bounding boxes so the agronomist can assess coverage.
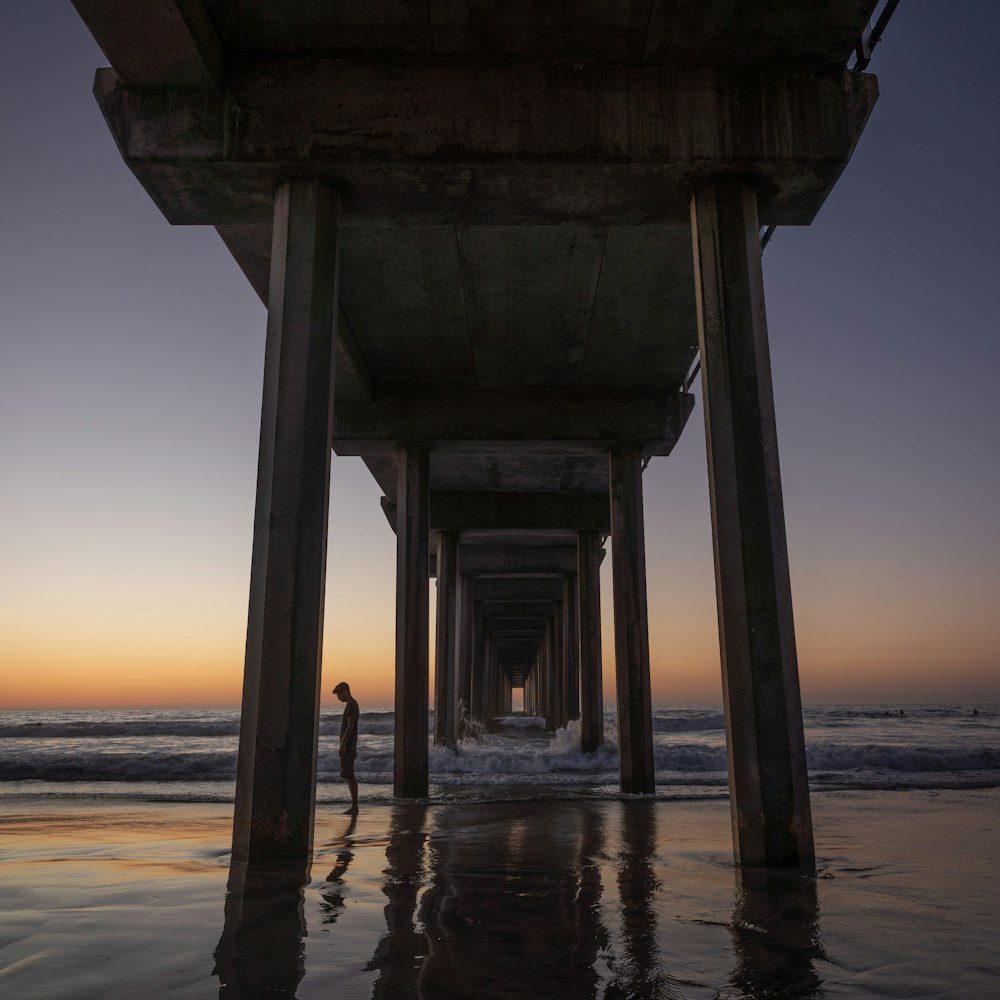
[554,602,566,728]
[434,530,460,747]
[578,531,604,752]
[394,444,430,798]
[458,574,474,733]
[542,617,552,728]
[232,179,340,868]
[609,445,655,795]
[472,609,487,723]
[690,179,814,868]
[562,572,580,723]
[484,640,496,720]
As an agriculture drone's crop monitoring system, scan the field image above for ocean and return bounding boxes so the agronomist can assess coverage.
[2,703,996,805]
[3,704,999,998]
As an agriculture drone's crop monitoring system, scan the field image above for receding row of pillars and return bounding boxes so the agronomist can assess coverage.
[432,554,598,751]
[230,175,815,872]
[400,450,652,801]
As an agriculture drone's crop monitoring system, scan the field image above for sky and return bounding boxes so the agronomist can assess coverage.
[1,2,998,710]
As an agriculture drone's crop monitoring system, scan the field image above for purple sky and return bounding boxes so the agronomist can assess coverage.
[1,2,998,707]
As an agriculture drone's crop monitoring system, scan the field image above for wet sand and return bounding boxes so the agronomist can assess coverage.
[1,789,997,999]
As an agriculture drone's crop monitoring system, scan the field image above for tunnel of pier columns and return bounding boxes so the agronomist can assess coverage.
[73,0,882,869]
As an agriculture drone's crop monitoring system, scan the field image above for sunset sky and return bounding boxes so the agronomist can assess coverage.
[2,3,998,710]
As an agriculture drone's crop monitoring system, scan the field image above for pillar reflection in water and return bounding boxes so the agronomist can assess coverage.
[366,803,431,998]
[609,799,660,995]
[371,801,608,999]
[728,867,824,998]
[213,862,309,999]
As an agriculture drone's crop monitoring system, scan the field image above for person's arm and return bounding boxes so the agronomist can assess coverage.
[340,706,357,755]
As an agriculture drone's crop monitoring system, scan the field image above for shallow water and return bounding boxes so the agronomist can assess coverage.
[1,790,997,999]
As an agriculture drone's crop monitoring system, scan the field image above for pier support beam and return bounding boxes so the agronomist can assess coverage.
[610,445,655,794]
[232,179,340,867]
[472,610,488,723]
[394,444,430,797]
[562,572,580,724]
[434,530,460,748]
[690,180,814,868]
[458,573,474,732]
[578,531,605,753]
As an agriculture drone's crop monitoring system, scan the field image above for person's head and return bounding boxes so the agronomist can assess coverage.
[333,682,351,702]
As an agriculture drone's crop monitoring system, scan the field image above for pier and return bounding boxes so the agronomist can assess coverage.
[72,0,882,869]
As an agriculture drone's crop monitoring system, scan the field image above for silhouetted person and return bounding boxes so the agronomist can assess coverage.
[334,681,360,813]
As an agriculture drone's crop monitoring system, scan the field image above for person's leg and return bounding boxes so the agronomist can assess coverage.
[341,755,359,812]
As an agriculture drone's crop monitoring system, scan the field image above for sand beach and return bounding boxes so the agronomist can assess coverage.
[1,788,997,999]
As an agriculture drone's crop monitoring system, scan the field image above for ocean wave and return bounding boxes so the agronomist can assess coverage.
[652,712,726,733]
[0,750,237,783]
[0,711,395,740]
[806,744,1000,772]
[0,720,241,739]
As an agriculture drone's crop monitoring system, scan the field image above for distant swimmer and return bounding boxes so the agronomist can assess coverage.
[333,682,360,813]
[973,708,980,717]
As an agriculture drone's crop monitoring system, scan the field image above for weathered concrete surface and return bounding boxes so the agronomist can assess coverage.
[394,445,430,798]
[333,389,693,454]
[434,530,460,747]
[691,180,814,868]
[232,180,340,867]
[563,573,580,723]
[93,64,877,226]
[457,573,474,722]
[578,531,605,753]
[430,493,610,533]
[455,545,578,576]
[473,578,563,602]
[610,446,655,795]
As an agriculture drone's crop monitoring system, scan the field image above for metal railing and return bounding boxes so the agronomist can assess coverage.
[760,0,901,253]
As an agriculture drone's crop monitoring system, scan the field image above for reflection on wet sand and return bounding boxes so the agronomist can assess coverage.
[728,866,824,999]
[422,801,608,998]
[611,800,660,994]
[318,813,359,925]
[366,803,430,998]
[211,801,829,999]
[213,862,309,999]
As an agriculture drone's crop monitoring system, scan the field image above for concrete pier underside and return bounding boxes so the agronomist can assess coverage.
[73,0,879,868]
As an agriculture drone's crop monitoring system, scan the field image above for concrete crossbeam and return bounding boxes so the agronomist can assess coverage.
[431,492,609,532]
[333,388,692,454]
[458,545,579,576]
[74,2,881,75]
[93,64,877,226]
[474,578,564,602]
[481,603,559,621]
